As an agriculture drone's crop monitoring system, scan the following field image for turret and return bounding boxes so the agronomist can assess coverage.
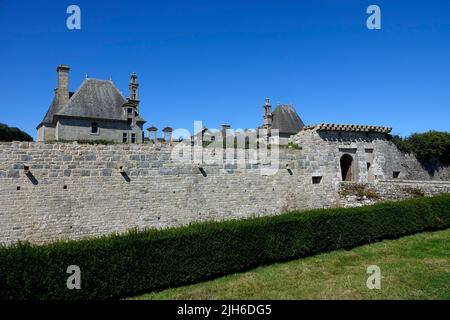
[129,72,139,112]
[263,97,273,129]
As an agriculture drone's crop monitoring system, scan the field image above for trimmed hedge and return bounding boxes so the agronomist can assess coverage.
[1,195,450,300]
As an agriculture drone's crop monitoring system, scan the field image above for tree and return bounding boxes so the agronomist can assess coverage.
[0,123,33,142]
[389,130,450,164]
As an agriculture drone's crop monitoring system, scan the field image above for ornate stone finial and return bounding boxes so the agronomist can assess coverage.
[265,97,270,106]
[130,72,138,83]
[85,73,89,79]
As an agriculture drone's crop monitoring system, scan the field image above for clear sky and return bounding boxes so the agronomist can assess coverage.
[0,0,449,139]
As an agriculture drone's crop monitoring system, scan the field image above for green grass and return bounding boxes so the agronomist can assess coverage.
[131,228,450,300]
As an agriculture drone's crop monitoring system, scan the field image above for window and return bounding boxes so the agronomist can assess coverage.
[91,122,98,134]
[127,108,133,114]
[312,176,322,184]
[393,171,400,178]
[211,136,216,141]
[367,162,371,170]
[122,132,128,143]
[127,118,132,125]
[131,133,136,143]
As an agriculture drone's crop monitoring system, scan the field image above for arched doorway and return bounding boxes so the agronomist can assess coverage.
[340,154,353,181]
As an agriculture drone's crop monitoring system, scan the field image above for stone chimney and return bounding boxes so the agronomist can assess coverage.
[56,64,70,107]
[221,124,231,137]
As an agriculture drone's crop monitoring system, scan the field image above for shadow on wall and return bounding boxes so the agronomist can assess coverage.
[421,159,450,180]
[120,172,131,182]
[26,172,38,185]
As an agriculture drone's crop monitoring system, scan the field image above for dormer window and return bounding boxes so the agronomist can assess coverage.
[127,108,133,114]
[127,118,132,126]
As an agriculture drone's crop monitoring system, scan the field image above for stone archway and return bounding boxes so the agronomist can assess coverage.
[340,154,353,181]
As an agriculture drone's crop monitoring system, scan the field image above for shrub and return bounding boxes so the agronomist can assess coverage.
[0,123,33,142]
[402,187,425,198]
[283,142,302,150]
[0,195,449,300]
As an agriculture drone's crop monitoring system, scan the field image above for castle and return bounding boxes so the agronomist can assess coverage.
[37,65,146,143]
[37,65,307,145]
[0,65,448,246]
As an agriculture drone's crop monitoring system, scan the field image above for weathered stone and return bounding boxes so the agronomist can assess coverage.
[0,141,447,246]
[101,169,112,176]
[7,170,20,178]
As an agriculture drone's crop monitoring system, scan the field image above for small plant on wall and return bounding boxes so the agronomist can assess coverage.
[339,183,380,200]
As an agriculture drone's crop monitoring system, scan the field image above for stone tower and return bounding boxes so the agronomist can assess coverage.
[129,72,139,112]
[263,98,273,129]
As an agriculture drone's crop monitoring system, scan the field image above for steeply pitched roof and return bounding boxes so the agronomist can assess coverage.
[57,79,145,122]
[38,79,145,128]
[271,105,304,135]
[37,92,74,128]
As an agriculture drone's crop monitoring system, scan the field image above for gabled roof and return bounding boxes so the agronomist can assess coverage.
[38,78,145,128]
[271,105,304,135]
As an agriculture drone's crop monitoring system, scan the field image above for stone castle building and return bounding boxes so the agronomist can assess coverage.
[192,98,305,145]
[261,98,304,144]
[37,65,146,143]
[1,66,449,245]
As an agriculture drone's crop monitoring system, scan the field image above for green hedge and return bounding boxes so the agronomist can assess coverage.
[1,195,450,300]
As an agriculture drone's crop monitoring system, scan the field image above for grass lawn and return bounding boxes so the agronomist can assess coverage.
[131,228,450,300]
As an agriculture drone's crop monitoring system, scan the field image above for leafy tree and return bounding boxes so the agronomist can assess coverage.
[389,130,450,164]
[0,123,33,142]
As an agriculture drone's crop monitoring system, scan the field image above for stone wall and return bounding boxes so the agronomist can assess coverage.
[0,139,447,245]
[339,180,450,207]
[0,142,340,245]
[56,117,144,143]
[291,129,435,182]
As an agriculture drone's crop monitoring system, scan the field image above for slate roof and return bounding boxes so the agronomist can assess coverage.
[38,92,74,128]
[271,105,304,135]
[38,79,145,128]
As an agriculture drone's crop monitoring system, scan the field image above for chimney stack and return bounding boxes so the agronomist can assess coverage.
[56,64,70,107]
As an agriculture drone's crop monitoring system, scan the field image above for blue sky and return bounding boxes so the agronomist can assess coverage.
[0,0,449,139]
